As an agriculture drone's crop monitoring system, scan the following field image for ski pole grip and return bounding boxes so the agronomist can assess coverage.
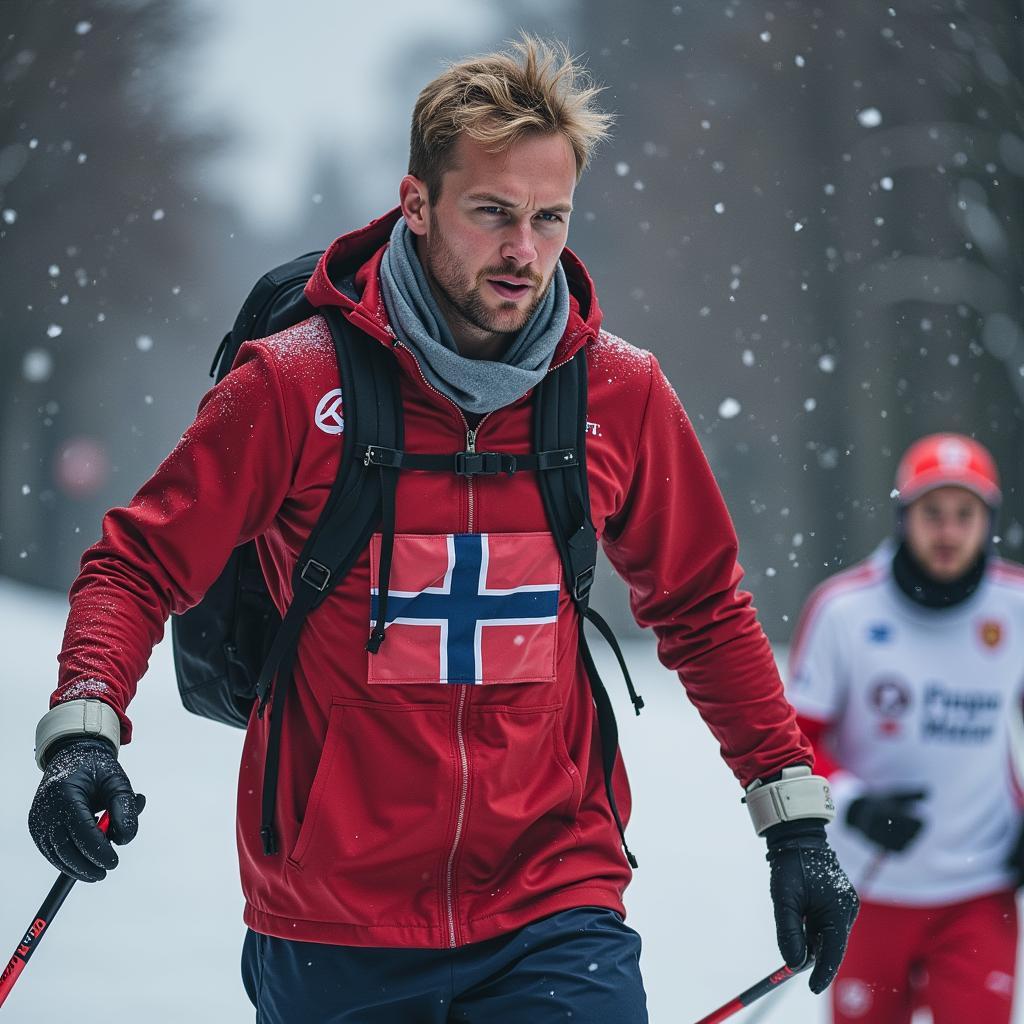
[95,791,146,836]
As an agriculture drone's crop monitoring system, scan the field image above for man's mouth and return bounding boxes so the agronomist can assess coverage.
[486,277,534,301]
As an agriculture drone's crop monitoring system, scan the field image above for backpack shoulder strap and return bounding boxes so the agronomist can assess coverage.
[534,348,642,869]
[296,306,402,599]
[533,350,597,606]
[256,307,403,853]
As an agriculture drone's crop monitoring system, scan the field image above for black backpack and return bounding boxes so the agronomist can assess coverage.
[170,254,644,865]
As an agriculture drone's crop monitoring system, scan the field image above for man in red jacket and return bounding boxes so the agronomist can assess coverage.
[27,36,857,1022]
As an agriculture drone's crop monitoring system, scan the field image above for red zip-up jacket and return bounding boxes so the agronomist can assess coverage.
[54,209,811,948]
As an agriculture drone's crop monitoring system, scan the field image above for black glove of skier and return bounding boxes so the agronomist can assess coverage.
[28,737,142,883]
[846,789,927,853]
[765,819,859,994]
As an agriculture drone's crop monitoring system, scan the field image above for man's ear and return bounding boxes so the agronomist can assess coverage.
[399,175,430,237]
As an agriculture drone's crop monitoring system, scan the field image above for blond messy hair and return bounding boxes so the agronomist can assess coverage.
[410,34,613,200]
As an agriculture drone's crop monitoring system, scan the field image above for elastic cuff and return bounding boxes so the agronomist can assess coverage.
[42,735,118,768]
[764,817,829,850]
[35,698,121,769]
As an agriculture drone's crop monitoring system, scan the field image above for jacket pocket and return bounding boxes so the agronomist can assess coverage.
[286,698,453,926]
[460,703,583,896]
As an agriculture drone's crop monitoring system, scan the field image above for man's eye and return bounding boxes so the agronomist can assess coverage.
[537,212,563,223]
[480,207,505,216]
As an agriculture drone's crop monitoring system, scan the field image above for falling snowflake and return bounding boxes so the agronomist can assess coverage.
[23,349,53,382]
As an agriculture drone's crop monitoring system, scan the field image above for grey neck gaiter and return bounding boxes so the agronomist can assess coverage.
[379,218,570,415]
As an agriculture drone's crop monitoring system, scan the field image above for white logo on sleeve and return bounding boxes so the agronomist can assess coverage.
[315,389,344,435]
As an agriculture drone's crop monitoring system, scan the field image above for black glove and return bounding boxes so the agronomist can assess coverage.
[765,819,860,994]
[28,737,141,882]
[846,790,927,853]
[1007,818,1024,887]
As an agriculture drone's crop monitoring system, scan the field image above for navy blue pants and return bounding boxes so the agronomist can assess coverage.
[241,906,648,1023]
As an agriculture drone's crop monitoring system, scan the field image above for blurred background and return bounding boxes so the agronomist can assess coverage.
[2,0,1023,633]
[2,4,1024,1022]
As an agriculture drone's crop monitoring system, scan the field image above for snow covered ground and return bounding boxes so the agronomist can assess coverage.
[1,577,1019,1022]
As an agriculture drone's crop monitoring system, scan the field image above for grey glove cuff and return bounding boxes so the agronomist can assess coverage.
[743,764,836,835]
[35,698,121,770]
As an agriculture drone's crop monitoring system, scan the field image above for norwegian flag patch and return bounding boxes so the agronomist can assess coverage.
[368,532,561,685]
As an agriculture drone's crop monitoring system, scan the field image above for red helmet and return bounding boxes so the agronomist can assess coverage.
[895,433,1001,507]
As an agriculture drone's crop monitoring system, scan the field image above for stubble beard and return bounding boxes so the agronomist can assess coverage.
[423,216,548,342]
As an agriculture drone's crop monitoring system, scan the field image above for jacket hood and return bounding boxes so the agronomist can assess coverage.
[304,207,602,365]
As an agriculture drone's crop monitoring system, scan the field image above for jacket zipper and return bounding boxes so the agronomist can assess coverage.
[465,426,476,532]
[390,338,499,532]
[445,685,470,947]
[390,336,490,948]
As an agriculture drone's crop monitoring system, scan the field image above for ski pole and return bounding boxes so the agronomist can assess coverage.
[691,957,812,1024]
[0,796,145,1011]
[858,850,887,895]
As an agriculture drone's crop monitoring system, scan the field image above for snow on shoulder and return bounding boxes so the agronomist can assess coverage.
[255,314,336,385]
[589,329,652,387]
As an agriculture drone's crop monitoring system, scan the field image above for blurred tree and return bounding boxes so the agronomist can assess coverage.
[570,0,1023,638]
[828,0,1024,557]
[0,0,228,587]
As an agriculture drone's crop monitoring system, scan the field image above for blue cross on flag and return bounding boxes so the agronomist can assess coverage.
[368,532,562,685]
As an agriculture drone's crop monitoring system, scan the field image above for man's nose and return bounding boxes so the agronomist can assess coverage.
[500,222,537,266]
[937,518,963,544]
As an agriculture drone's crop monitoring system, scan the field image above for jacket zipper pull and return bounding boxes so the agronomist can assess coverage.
[466,428,477,453]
